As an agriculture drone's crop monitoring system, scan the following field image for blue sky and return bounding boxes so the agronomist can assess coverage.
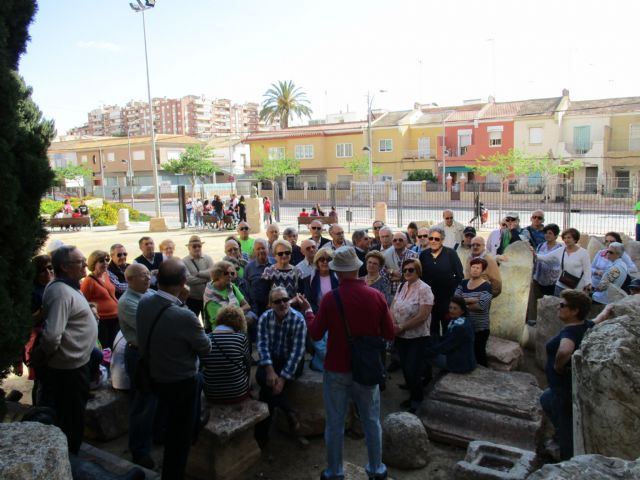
[19,0,640,134]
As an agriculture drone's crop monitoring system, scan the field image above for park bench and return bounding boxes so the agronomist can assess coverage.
[298,215,334,230]
[49,216,92,231]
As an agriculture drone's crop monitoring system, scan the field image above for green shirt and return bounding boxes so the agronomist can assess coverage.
[204,283,245,329]
[636,201,640,224]
[238,237,255,257]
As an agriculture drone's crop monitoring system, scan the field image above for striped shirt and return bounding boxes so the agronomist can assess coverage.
[201,331,251,403]
[261,265,303,299]
[257,308,307,380]
[455,279,493,332]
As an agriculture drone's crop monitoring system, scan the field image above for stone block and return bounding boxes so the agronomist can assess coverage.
[420,367,543,451]
[245,197,264,234]
[187,399,269,480]
[587,237,604,262]
[84,386,129,441]
[382,412,430,469]
[526,454,640,479]
[76,442,158,479]
[624,240,640,271]
[572,296,640,460]
[490,241,533,345]
[116,208,130,230]
[534,296,564,369]
[148,217,168,232]
[453,441,537,480]
[275,368,326,437]
[486,336,523,371]
[0,423,72,479]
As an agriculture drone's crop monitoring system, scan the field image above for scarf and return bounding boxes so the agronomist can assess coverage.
[223,255,247,270]
[203,281,239,308]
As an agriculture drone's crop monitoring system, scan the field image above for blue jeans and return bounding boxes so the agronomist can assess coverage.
[125,345,158,459]
[322,371,387,479]
[540,387,573,460]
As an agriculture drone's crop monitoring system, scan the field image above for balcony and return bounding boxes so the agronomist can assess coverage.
[403,149,435,159]
[558,140,603,158]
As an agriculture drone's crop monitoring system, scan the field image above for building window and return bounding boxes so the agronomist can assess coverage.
[133,150,145,161]
[630,124,640,151]
[295,144,313,160]
[336,175,353,189]
[573,125,591,154]
[458,129,472,156]
[529,127,543,145]
[379,139,393,152]
[488,126,503,147]
[268,147,285,160]
[418,137,431,158]
[166,150,181,161]
[336,143,353,158]
[107,152,115,162]
[80,155,88,164]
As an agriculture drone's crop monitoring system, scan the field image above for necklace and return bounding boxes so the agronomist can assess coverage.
[366,274,380,285]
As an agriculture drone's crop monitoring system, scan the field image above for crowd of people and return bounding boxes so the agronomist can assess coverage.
[25,206,638,478]
[185,193,247,230]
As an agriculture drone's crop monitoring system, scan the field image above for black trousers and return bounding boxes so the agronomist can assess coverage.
[186,298,204,320]
[430,292,452,337]
[474,329,490,367]
[396,336,429,405]
[153,376,198,480]
[98,317,119,350]
[38,363,90,453]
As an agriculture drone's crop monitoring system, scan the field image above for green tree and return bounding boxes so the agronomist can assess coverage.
[163,144,220,197]
[0,1,55,394]
[406,169,437,182]
[344,154,382,179]
[259,80,313,129]
[53,163,93,198]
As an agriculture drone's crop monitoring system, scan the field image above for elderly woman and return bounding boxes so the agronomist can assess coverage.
[159,239,175,259]
[80,250,119,349]
[390,258,434,413]
[406,221,419,245]
[455,257,493,366]
[223,237,248,278]
[533,224,563,298]
[201,305,251,404]
[204,261,252,330]
[419,226,464,336]
[535,228,592,296]
[540,290,594,460]
[591,231,637,289]
[362,250,392,304]
[260,239,304,300]
[592,242,628,305]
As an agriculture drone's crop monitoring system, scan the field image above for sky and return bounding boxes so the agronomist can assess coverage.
[18,0,640,134]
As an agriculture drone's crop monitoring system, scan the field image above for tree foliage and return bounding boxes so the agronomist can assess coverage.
[53,164,93,184]
[259,80,313,129]
[344,154,382,179]
[255,157,301,182]
[163,144,220,197]
[406,169,437,182]
[0,0,55,385]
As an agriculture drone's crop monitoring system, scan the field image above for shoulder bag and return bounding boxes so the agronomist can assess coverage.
[559,249,583,289]
[333,289,386,386]
[135,303,172,393]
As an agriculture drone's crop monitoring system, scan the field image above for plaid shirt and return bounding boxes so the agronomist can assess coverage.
[257,308,307,380]
[383,248,418,297]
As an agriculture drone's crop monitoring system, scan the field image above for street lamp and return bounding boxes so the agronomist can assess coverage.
[125,127,135,208]
[364,89,387,219]
[130,0,161,217]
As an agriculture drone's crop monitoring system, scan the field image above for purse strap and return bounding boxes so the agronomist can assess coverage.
[333,288,352,341]
[142,303,173,360]
[210,333,249,376]
[561,248,584,281]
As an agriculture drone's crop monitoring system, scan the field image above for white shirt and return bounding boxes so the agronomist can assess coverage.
[436,221,465,249]
[537,246,592,289]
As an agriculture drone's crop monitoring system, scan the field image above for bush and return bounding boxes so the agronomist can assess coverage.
[91,202,150,226]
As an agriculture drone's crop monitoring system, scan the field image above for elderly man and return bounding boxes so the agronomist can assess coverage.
[369,220,385,251]
[436,209,465,249]
[38,246,98,454]
[255,286,307,447]
[303,247,394,479]
[309,219,331,248]
[118,264,155,468]
[245,239,274,316]
[410,227,430,254]
[384,232,418,297]
[137,259,211,479]
[352,229,370,277]
[223,238,248,278]
[183,235,214,319]
[378,226,393,252]
[522,210,546,249]
[266,223,280,256]
[328,224,350,250]
[296,239,317,279]
[236,221,255,257]
[283,226,304,264]
[465,236,502,297]
[134,236,163,289]
[108,243,130,298]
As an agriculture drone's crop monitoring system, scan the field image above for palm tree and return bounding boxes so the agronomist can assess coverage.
[259,80,313,129]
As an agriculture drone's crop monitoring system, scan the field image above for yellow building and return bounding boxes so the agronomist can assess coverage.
[605,111,640,181]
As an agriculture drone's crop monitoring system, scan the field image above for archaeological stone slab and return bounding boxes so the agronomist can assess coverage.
[534,296,564,370]
[486,336,523,371]
[275,368,326,437]
[421,367,543,451]
[84,386,129,441]
[454,440,538,480]
[526,454,640,479]
[382,412,430,469]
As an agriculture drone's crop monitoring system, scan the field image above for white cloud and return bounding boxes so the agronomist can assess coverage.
[76,41,121,52]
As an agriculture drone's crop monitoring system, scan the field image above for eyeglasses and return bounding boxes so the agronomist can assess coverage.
[606,251,615,255]
[222,271,231,276]
[392,238,405,243]
[417,235,428,239]
[191,244,202,248]
[226,247,239,252]
[311,226,322,230]
[98,258,108,263]
[373,226,382,230]
[272,297,290,305]
[276,251,292,257]
[464,233,475,237]
[116,252,128,258]
[532,216,544,220]
[239,227,249,231]
[317,257,330,263]
[228,270,237,276]
[506,217,516,222]
[402,268,416,274]
[444,217,453,220]
[428,237,442,241]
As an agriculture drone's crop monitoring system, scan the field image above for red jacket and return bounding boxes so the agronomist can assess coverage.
[307,278,394,373]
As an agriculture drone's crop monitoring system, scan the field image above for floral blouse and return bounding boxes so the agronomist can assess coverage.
[391,279,434,339]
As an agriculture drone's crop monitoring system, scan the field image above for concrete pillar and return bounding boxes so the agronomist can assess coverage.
[116,208,130,230]
[375,202,388,225]
[460,178,466,193]
[446,174,453,193]
[281,181,287,200]
[303,182,308,200]
[245,197,264,234]
[325,183,330,201]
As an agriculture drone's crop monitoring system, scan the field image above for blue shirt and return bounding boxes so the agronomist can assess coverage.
[545,321,593,390]
[257,308,307,380]
[118,288,154,345]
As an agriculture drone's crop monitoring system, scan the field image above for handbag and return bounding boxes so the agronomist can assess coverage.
[134,303,172,394]
[333,289,386,386]
[559,249,583,289]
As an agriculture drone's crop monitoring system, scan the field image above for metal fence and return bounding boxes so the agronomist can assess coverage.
[266,177,638,236]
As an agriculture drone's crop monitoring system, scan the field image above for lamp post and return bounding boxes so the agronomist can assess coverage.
[130,0,161,217]
[442,111,447,192]
[126,127,135,208]
[364,89,386,219]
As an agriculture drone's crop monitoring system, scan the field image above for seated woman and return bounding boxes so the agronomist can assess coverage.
[203,261,252,330]
[540,289,594,460]
[423,296,476,377]
[592,242,628,305]
[591,231,637,289]
[201,305,251,404]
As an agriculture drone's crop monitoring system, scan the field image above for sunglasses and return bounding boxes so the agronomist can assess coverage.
[98,258,108,263]
[506,217,516,222]
[428,237,442,241]
[317,257,330,263]
[311,226,322,230]
[402,268,416,274]
[272,297,290,305]
[444,217,453,220]
[373,226,382,230]
[276,251,292,257]
[191,244,202,248]
[222,271,231,276]
[417,234,428,239]
[532,216,544,220]
[116,252,128,258]
[392,238,405,243]
[226,247,239,252]
[239,227,249,231]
